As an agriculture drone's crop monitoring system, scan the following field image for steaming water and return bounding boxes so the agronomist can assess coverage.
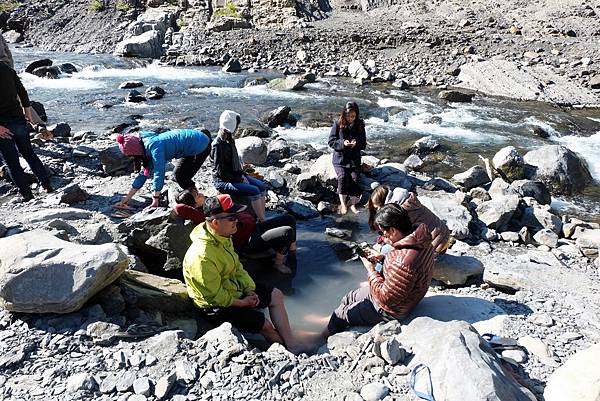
[9,46,600,332]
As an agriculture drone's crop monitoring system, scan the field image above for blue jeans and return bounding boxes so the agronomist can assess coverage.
[214,175,267,201]
[375,244,394,273]
[0,117,49,198]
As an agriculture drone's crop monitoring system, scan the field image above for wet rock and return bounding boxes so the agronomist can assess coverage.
[439,90,474,102]
[25,59,53,74]
[433,253,484,285]
[261,106,291,128]
[285,198,320,219]
[317,201,337,214]
[533,229,559,248]
[57,62,78,74]
[222,57,242,73]
[492,146,524,181]
[236,136,267,165]
[399,317,535,400]
[48,122,71,137]
[145,86,165,99]
[452,165,490,190]
[0,230,128,313]
[509,180,551,205]
[544,343,600,401]
[126,89,147,103]
[360,382,389,401]
[244,76,269,87]
[267,75,308,91]
[30,100,47,122]
[32,65,61,79]
[59,183,89,204]
[66,373,97,393]
[119,270,194,313]
[532,126,550,138]
[325,227,352,239]
[119,81,144,89]
[523,145,593,195]
[476,195,520,230]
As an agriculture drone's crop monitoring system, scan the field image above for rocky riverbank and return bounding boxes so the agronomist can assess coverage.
[2,0,600,106]
[0,90,600,400]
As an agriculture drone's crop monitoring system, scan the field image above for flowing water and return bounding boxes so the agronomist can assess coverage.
[11,47,600,333]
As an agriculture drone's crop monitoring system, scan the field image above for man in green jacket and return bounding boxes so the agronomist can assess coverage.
[183,194,306,353]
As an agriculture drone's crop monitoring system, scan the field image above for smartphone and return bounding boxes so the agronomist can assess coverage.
[355,246,367,258]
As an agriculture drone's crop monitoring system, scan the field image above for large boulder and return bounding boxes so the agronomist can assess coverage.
[475,195,520,230]
[118,270,194,313]
[309,154,338,187]
[452,165,490,190]
[438,90,474,103]
[509,180,551,205]
[523,145,593,195]
[492,146,525,181]
[260,106,291,128]
[0,230,128,313]
[418,190,473,240]
[235,136,267,165]
[575,229,600,258]
[113,8,176,59]
[267,138,290,160]
[267,75,308,91]
[398,317,535,401]
[519,206,562,235]
[99,146,133,175]
[432,254,484,285]
[544,343,600,401]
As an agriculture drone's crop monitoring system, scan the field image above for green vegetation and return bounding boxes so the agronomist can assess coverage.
[115,1,131,12]
[0,2,22,12]
[89,0,105,12]
[176,17,187,28]
[213,1,239,18]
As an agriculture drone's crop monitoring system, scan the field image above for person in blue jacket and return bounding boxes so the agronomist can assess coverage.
[115,128,211,208]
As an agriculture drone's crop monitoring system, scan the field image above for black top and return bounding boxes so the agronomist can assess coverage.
[328,119,367,168]
[0,62,30,119]
[211,135,244,183]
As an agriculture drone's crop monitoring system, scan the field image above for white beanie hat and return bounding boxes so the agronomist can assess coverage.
[219,110,240,134]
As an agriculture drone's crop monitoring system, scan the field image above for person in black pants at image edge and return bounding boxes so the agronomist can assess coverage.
[0,60,53,202]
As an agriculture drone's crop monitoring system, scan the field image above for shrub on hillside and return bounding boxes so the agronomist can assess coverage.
[89,0,105,12]
[214,1,240,18]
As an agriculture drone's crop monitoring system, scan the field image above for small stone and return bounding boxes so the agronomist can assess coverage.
[380,338,405,365]
[133,377,152,396]
[502,349,527,364]
[100,373,119,394]
[403,154,424,170]
[175,359,198,383]
[66,373,97,393]
[154,371,176,400]
[500,231,520,242]
[558,332,583,342]
[119,81,144,89]
[529,313,554,327]
[116,371,136,392]
[533,229,559,248]
[360,382,389,401]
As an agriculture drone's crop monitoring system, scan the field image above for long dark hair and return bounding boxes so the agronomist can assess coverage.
[375,204,413,236]
[368,185,391,231]
[133,155,150,173]
[176,189,196,207]
[337,101,360,130]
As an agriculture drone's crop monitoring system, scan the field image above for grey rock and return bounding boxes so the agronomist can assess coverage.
[261,106,291,128]
[48,122,72,137]
[520,206,562,234]
[469,187,490,201]
[66,373,97,393]
[206,17,252,32]
[267,75,308,91]
[518,335,560,367]
[317,201,337,214]
[145,86,165,100]
[285,199,320,219]
[99,146,134,175]
[380,338,405,365]
[533,229,559,248]
[175,359,198,382]
[492,146,524,181]
[399,317,535,400]
[369,163,411,188]
[519,227,532,244]
[24,208,92,223]
[509,180,551,205]
[154,371,176,400]
[348,60,371,80]
[100,373,120,394]
[309,154,338,186]
[267,170,285,188]
[502,349,527,364]
[119,81,144,89]
[411,135,440,153]
[116,371,136,392]
[325,227,352,239]
[267,138,290,159]
[544,344,600,401]
[296,173,318,192]
[198,323,249,358]
[59,183,89,204]
[439,90,474,103]
[236,136,267,165]
[146,331,181,361]
[133,377,152,396]
[529,313,554,327]
[360,382,389,401]
[126,89,146,103]
[523,145,593,195]
[86,321,122,345]
[418,190,472,240]
[403,154,424,170]
[3,30,23,44]
[476,195,520,230]
[129,395,148,401]
[433,253,484,285]
[222,57,242,72]
[452,165,490,190]
[114,9,175,58]
[0,230,128,313]
[500,231,520,242]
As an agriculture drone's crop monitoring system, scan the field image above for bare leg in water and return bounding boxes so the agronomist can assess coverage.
[259,288,309,354]
[274,252,292,274]
[349,196,360,214]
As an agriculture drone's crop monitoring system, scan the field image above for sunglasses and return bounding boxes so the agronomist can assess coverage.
[210,214,238,222]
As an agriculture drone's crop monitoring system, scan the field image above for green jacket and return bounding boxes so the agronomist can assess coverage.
[183,222,256,308]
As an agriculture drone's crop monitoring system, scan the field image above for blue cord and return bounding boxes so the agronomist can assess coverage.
[410,363,436,401]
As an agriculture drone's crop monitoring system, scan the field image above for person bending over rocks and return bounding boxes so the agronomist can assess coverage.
[324,204,435,337]
[368,185,450,255]
[211,110,268,222]
[0,60,53,202]
[183,195,307,353]
[114,128,211,208]
[175,190,297,274]
[328,101,367,215]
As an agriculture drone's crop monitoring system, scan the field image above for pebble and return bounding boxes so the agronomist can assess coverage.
[501,349,527,364]
[133,377,152,396]
[360,382,389,401]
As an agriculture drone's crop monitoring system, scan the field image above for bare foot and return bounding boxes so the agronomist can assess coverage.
[349,204,359,214]
[338,204,348,215]
[274,263,292,274]
[287,341,315,355]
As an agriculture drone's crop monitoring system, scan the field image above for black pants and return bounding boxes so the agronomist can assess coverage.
[199,283,273,334]
[0,117,49,198]
[244,214,296,254]
[172,130,211,190]
[327,286,385,335]
[334,165,361,196]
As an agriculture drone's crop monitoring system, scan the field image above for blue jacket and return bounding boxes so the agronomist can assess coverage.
[132,129,210,191]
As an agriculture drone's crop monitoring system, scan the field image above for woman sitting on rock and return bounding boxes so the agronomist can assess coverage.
[368,185,450,255]
[324,204,435,336]
[211,110,268,222]
[328,101,367,214]
[175,189,297,274]
[114,128,211,209]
